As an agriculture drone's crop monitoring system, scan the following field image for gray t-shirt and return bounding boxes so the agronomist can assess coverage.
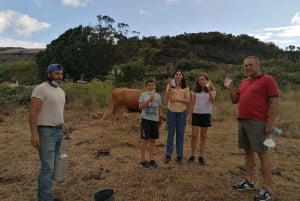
[138,91,162,122]
[31,82,65,126]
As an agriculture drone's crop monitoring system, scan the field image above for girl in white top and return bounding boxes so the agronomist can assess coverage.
[187,73,216,166]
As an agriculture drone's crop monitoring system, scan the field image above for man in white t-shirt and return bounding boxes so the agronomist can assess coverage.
[29,63,65,201]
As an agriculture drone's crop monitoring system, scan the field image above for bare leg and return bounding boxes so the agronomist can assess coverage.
[245,149,255,183]
[258,153,272,191]
[148,139,155,161]
[199,127,208,157]
[140,139,148,161]
[190,126,200,156]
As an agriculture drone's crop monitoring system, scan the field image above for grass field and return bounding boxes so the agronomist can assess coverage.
[0,90,299,201]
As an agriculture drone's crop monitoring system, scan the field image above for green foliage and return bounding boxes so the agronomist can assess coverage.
[137,46,161,65]
[0,61,41,85]
[31,14,299,88]
[0,84,32,114]
[36,26,97,81]
[61,79,113,109]
[176,59,219,72]
[0,80,113,114]
[260,59,300,87]
[36,22,120,81]
[113,60,146,88]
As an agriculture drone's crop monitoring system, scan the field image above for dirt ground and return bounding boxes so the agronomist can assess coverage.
[0,108,299,201]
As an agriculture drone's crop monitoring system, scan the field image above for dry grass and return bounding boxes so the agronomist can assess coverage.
[0,99,300,201]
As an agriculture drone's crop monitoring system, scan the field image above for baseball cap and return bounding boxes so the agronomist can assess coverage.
[47,64,63,73]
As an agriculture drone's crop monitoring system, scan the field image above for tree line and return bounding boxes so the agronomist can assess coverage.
[1,14,300,88]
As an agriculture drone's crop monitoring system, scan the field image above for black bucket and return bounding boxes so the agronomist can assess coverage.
[94,188,115,201]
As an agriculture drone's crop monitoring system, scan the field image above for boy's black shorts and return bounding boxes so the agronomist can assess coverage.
[140,118,159,140]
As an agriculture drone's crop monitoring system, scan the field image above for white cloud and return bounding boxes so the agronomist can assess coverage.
[0,10,50,36]
[62,0,90,7]
[0,10,14,33]
[263,26,289,32]
[291,12,300,25]
[0,36,46,48]
[248,12,300,48]
[268,39,295,45]
[275,25,300,38]
[263,24,300,38]
[15,14,50,36]
[262,13,300,38]
[139,9,152,18]
[250,32,273,41]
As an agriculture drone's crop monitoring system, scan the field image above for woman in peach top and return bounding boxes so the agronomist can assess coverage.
[164,70,190,164]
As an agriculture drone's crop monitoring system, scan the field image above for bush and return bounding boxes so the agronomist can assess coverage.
[0,84,32,114]
[61,79,113,110]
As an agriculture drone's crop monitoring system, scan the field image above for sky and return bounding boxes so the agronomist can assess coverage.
[0,0,300,50]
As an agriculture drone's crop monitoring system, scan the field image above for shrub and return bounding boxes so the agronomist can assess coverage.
[62,79,113,110]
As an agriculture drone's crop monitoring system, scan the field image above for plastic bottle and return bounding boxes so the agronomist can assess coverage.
[171,79,176,88]
[273,127,282,135]
[53,152,67,181]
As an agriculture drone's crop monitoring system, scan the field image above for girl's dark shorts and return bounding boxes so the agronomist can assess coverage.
[140,118,159,140]
[191,113,211,127]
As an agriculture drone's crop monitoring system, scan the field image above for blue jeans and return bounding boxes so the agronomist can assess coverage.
[37,127,63,201]
[165,109,187,157]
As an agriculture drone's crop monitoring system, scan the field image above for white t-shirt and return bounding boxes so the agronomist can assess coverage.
[192,91,215,114]
[31,82,65,126]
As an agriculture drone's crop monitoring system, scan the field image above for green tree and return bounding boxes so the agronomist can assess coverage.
[36,15,128,81]
[36,25,93,80]
[113,59,146,87]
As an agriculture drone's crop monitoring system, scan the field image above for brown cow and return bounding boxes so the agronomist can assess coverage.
[102,87,166,128]
[101,88,142,122]
[111,88,142,118]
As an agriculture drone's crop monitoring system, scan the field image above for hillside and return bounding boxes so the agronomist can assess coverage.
[0,48,44,62]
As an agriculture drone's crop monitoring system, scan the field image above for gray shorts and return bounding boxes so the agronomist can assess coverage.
[238,119,268,154]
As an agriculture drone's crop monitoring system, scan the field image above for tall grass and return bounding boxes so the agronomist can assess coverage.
[213,87,300,139]
[1,79,299,140]
[276,88,300,138]
[0,80,113,115]
[62,80,113,110]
